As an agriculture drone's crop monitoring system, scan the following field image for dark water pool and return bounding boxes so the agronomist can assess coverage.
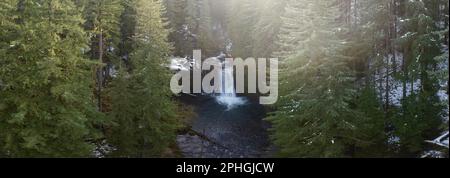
[177,96,272,158]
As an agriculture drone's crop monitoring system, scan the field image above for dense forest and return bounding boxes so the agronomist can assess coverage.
[0,0,448,158]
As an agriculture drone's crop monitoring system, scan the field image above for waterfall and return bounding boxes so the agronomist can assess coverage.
[216,60,247,110]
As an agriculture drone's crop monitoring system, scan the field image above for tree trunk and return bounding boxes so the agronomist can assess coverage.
[98,31,104,111]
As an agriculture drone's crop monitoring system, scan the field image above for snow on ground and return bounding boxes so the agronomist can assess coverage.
[93,140,117,158]
[373,51,449,122]
[169,57,193,71]
[372,50,449,156]
[421,150,447,158]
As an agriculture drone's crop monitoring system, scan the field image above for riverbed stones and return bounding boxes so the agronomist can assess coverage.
[177,134,260,158]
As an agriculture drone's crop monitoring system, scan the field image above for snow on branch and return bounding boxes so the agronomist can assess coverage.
[426,131,449,148]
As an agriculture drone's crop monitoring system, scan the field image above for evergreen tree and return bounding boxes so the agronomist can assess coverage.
[267,0,362,157]
[251,0,286,58]
[272,0,308,60]
[227,0,262,58]
[108,0,180,157]
[342,0,394,157]
[117,0,136,68]
[393,0,446,155]
[185,0,217,57]
[76,0,123,111]
[163,0,188,56]
[351,86,389,157]
[0,0,103,157]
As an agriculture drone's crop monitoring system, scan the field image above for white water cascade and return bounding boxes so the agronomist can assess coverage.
[216,60,247,110]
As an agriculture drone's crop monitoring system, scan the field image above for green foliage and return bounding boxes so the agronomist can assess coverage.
[391,0,447,155]
[227,0,261,58]
[0,0,103,157]
[117,0,136,60]
[267,0,448,157]
[107,0,180,157]
[251,0,286,58]
[78,0,123,49]
[226,0,286,58]
[267,0,363,157]
[185,0,217,57]
[163,0,188,56]
[351,87,389,157]
[272,0,306,59]
[73,0,124,113]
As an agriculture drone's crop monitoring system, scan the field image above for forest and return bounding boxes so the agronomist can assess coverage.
[0,0,448,158]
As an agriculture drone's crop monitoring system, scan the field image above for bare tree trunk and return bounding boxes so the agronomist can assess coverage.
[98,31,104,112]
[384,1,391,117]
[391,0,398,74]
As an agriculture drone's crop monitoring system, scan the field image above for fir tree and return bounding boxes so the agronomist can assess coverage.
[267,0,362,157]
[185,0,217,57]
[251,0,286,58]
[272,0,309,60]
[227,0,262,58]
[77,0,124,111]
[0,0,103,157]
[108,0,180,157]
[393,0,446,155]
[117,0,136,68]
[163,0,188,56]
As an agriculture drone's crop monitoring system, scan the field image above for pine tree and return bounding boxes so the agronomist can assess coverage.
[227,0,261,58]
[108,0,180,157]
[393,0,446,155]
[0,0,18,49]
[345,0,449,156]
[77,0,124,112]
[272,0,309,60]
[163,0,188,56]
[0,0,103,157]
[342,0,394,157]
[185,0,217,57]
[117,0,136,68]
[251,0,286,58]
[267,0,362,157]
[351,86,389,157]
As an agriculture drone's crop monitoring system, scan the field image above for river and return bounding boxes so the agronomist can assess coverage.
[177,95,272,158]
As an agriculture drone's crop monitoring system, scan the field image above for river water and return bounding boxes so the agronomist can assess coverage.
[177,96,271,158]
